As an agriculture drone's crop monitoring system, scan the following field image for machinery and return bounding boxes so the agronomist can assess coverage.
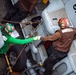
[20,0,76,75]
[4,0,76,75]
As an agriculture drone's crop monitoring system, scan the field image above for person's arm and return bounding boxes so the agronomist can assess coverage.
[40,32,61,41]
[8,36,34,44]
[7,35,41,44]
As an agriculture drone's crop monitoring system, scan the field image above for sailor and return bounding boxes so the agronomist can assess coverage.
[0,23,41,54]
[40,18,76,75]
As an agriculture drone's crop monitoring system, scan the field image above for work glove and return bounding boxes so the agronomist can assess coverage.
[34,36,41,40]
[2,36,7,41]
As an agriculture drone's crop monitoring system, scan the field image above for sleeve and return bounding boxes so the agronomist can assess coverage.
[8,36,34,44]
[40,32,61,41]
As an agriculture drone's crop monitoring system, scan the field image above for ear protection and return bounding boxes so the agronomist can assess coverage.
[58,18,69,28]
[5,23,15,32]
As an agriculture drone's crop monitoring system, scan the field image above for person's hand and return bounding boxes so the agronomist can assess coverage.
[34,36,41,40]
[2,36,7,41]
